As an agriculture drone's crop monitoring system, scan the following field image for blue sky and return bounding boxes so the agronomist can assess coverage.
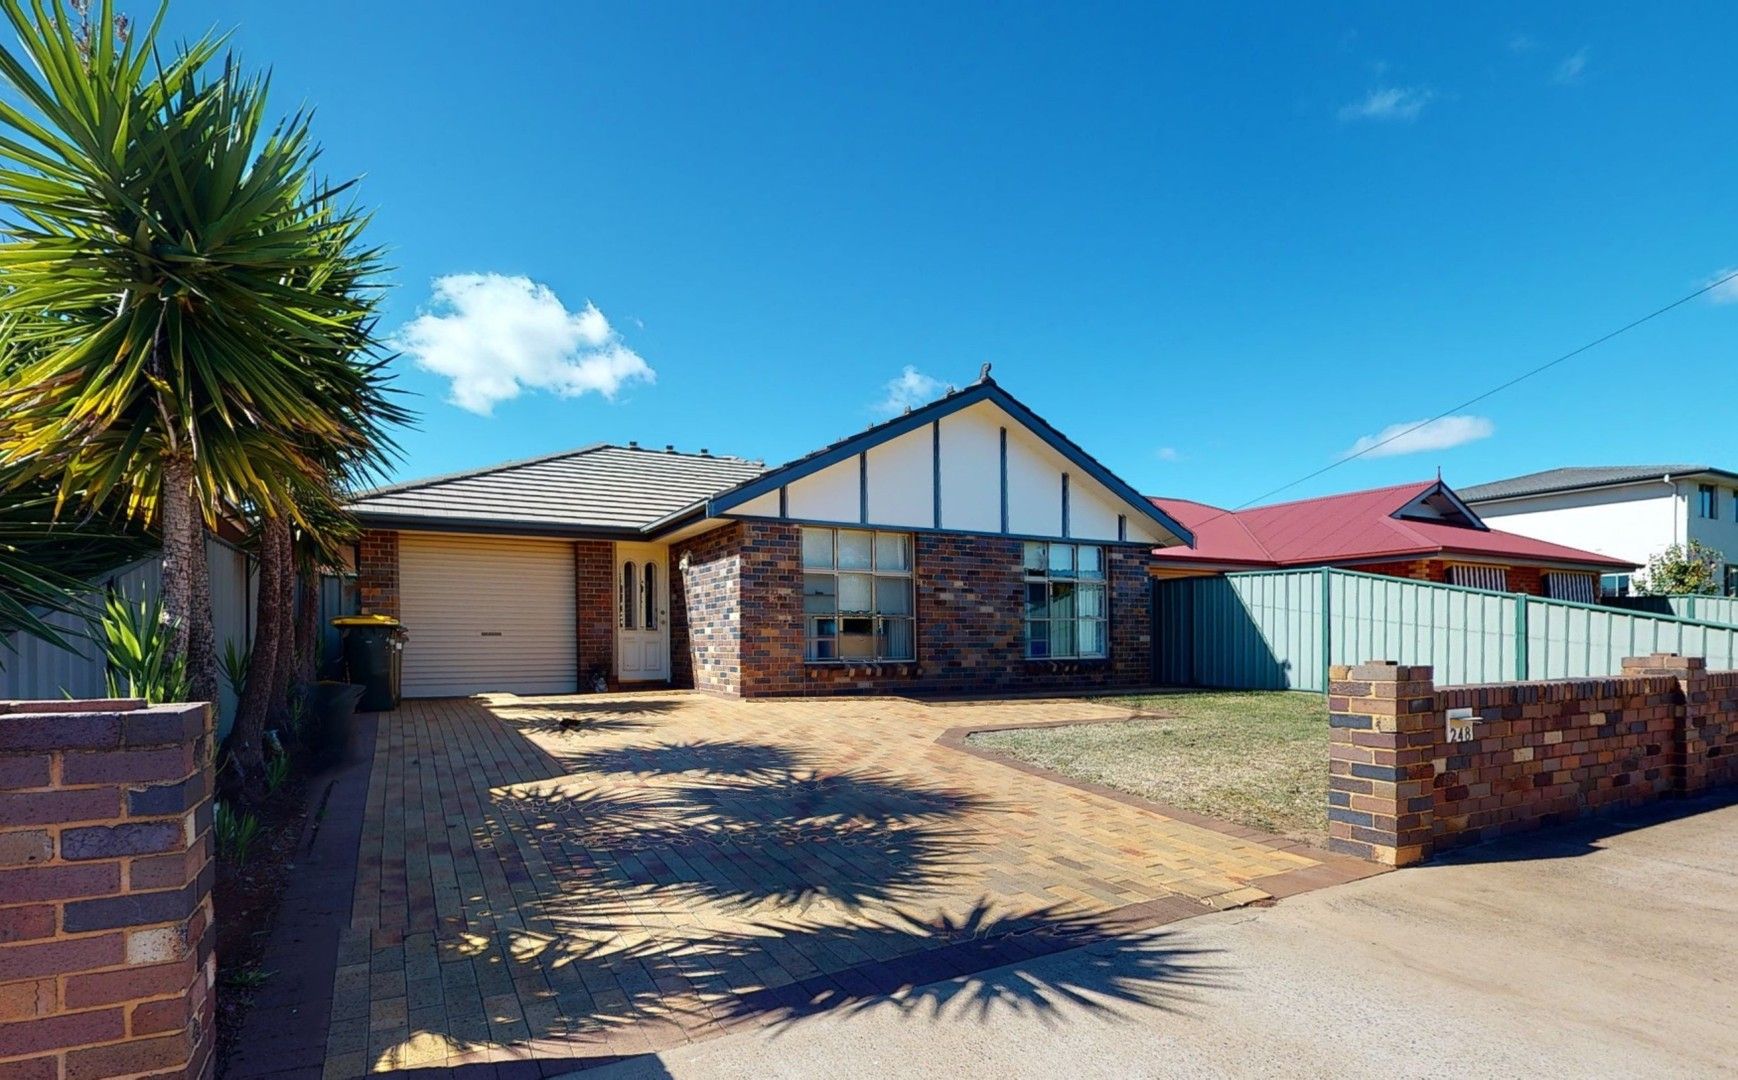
[166,1,1738,506]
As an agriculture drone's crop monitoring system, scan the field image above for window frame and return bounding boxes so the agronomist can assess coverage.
[1699,484,1718,519]
[1022,541,1109,661]
[1446,563,1509,592]
[1543,571,1596,604]
[800,527,916,663]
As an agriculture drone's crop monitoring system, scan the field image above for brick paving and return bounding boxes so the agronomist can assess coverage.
[327,692,1358,1076]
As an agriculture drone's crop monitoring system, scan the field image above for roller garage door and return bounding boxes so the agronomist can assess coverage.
[399,533,577,697]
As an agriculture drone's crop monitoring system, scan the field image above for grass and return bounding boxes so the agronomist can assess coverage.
[967,691,1329,845]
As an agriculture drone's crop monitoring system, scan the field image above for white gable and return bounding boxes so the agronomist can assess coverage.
[723,397,1175,545]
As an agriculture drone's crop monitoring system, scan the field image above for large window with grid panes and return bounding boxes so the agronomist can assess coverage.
[801,527,914,661]
[1022,541,1108,659]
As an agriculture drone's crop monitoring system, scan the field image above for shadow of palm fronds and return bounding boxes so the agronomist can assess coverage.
[567,739,811,779]
[679,767,1002,827]
[687,899,1229,1030]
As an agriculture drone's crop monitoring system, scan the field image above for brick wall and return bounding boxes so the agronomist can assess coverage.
[1328,654,1738,864]
[1352,559,1554,596]
[575,541,614,689]
[0,699,216,1080]
[671,524,748,695]
[357,530,400,618]
[673,522,1155,698]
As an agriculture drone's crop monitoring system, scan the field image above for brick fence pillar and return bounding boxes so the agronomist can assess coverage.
[1327,661,1438,866]
[0,699,216,1080]
[1620,652,1710,794]
[357,529,400,619]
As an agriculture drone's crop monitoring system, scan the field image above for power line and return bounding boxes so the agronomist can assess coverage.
[1222,267,1738,513]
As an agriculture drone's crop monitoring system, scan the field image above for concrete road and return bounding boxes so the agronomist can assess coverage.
[576,796,1738,1079]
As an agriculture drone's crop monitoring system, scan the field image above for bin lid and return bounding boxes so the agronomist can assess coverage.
[331,614,402,627]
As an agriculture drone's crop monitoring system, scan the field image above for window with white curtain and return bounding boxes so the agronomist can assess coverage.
[1544,572,1596,604]
[1023,542,1108,659]
[801,528,914,661]
[1446,564,1508,592]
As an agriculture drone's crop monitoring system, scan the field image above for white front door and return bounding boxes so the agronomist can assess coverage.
[615,542,671,682]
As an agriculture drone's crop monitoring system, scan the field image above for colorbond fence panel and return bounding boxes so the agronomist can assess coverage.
[1154,567,1738,692]
[1329,572,1519,687]
[1605,594,1738,627]
[0,537,252,737]
[1154,570,1325,690]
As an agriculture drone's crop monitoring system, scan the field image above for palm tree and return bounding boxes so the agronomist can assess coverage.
[0,1,405,717]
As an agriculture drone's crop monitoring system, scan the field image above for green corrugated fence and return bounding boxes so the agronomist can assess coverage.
[1603,594,1738,627]
[1154,567,1738,692]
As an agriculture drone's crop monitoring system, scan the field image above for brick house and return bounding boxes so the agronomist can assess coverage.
[1147,480,1635,600]
[346,373,1191,698]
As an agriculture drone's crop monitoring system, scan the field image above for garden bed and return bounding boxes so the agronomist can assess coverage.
[213,772,313,1077]
[966,691,1329,845]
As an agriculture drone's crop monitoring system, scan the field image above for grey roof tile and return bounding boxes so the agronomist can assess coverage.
[348,445,766,533]
[1460,465,1731,502]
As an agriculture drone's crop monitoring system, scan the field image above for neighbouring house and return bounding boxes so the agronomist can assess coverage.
[345,373,1191,698]
[1147,479,1635,601]
[1461,465,1738,597]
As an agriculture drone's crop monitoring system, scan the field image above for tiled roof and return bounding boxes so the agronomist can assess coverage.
[1150,481,1636,570]
[348,445,767,534]
[1460,465,1735,502]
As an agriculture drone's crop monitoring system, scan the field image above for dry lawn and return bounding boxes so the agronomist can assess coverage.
[967,691,1329,846]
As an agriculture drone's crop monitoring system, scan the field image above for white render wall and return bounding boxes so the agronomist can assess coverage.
[732,399,1171,545]
[1686,477,1738,570]
[1471,482,1682,568]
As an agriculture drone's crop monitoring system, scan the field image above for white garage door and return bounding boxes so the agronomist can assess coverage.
[399,533,577,697]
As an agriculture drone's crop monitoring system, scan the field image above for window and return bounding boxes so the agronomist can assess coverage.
[641,562,658,630]
[1727,566,1738,598]
[1600,573,1632,598]
[1023,542,1107,659]
[620,562,637,629]
[801,528,914,661]
[1699,484,1718,519]
[1544,572,1596,604]
[1446,564,1508,592]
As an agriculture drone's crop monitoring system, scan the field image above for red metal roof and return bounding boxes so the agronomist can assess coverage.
[1149,480,1636,571]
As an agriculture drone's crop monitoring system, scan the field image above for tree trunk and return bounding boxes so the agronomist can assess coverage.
[294,570,319,685]
[229,514,288,796]
[157,453,197,689]
[268,526,297,733]
[184,509,220,709]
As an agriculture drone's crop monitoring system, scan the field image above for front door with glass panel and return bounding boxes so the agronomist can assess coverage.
[616,543,670,681]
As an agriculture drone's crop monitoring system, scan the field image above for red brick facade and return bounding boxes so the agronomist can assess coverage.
[0,700,216,1079]
[1328,654,1738,865]
[671,521,1156,698]
[365,524,1158,698]
[574,541,615,689]
[357,529,400,618]
[1349,559,1570,598]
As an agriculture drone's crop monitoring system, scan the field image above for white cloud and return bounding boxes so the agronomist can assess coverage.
[1710,268,1738,305]
[1342,415,1495,459]
[874,366,945,416]
[1338,86,1436,123]
[1156,447,1181,462]
[1553,48,1588,84]
[392,273,655,415]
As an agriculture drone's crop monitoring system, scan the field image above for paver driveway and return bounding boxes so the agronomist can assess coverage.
[325,692,1365,1076]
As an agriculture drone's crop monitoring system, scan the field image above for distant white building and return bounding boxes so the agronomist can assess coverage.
[1461,466,1738,596]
